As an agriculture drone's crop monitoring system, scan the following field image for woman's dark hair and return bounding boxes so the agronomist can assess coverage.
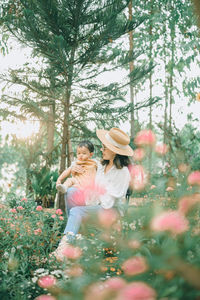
[78,140,94,153]
[101,154,130,169]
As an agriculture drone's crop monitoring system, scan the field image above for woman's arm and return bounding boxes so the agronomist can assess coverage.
[56,167,72,185]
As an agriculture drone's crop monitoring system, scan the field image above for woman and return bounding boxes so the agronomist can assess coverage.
[52,127,134,261]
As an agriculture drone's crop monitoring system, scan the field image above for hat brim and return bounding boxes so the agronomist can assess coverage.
[96,129,134,156]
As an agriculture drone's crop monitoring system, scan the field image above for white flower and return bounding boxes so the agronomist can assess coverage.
[32,277,38,283]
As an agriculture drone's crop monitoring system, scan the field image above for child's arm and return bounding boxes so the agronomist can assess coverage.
[56,167,72,186]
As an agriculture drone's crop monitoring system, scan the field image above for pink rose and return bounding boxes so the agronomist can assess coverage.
[178,194,200,215]
[37,275,57,289]
[134,130,156,147]
[122,256,148,276]
[104,277,126,290]
[98,208,118,228]
[36,295,56,300]
[17,206,24,210]
[187,171,200,186]
[36,206,43,211]
[51,214,56,219]
[128,239,141,249]
[56,209,63,215]
[62,245,82,260]
[132,148,145,161]
[155,143,168,155]
[21,197,28,202]
[10,208,17,213]
[151,210,189,235]
[116,282,156,300]
[129,165,148,191]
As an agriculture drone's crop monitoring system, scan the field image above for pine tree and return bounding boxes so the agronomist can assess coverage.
[2,0,147,171]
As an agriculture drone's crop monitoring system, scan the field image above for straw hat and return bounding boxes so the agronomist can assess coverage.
[96,127,134,156]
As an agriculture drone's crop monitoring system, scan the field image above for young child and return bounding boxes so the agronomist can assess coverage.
[56,140,97,196]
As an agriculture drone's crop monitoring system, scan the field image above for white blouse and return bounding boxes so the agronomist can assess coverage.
[95,161,130,209]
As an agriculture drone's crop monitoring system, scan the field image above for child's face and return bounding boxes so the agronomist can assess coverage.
[77,146,93,161]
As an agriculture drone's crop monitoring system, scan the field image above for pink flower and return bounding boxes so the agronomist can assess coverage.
[34,228,42,235]
[35,295,56,300]
[69,181,106,207]
[85,282,109,300]
[21,197,27,202]
[116,282,156,300]
[59,216,64,221]
[155,143,168,155]
[178,194,200,215]
[56,209,63,215]
[51,214,56,219]
[105,277,126,290]
[37,275,57,289]
[187,171,200,186]
[36,206,43,211]
[150,185,156,190]
[10,208,17,213]
[151,210,189,235]
[132,148,145,161]
[83,181,106,206]
[128,239,141,249]
[121,256,148,276]
[17,206,24,210]
[134,130,156,147]
[98,208,118,228]
[166,186,174,192]
[62,245,82,260]
[129,165,148,191]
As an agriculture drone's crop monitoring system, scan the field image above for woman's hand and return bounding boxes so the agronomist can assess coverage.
[71,165,84,176]
[56,180,61,187]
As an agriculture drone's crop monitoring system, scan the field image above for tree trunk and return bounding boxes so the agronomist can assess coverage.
[148,0,153,174]
[169,20,175,133]
[163,27,168,145]
[128,1,135,139]
[192,0,200,29]
[46,102,55,167]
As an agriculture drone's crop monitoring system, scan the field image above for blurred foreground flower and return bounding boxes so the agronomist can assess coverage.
[98,208,118,229]
[151,210,189,235]
[38,275,57,289]
[187,171,200,186]
[62,245,82,260]
[65,264,83,277]
[116,281,156,300]
[122,256,148,276]
[178,194,200,215]
[104,277,126,290]
[129,165,148,191]
[132,148,145,161]
[134,129,156,147]
[155,143,168,155]
[70,182,106,206]
[35,296,56,300]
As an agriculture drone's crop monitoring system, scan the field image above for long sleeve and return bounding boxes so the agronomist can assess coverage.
[95,162,130,209]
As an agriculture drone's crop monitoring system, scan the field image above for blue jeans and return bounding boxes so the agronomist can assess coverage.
[64,187,102,237]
